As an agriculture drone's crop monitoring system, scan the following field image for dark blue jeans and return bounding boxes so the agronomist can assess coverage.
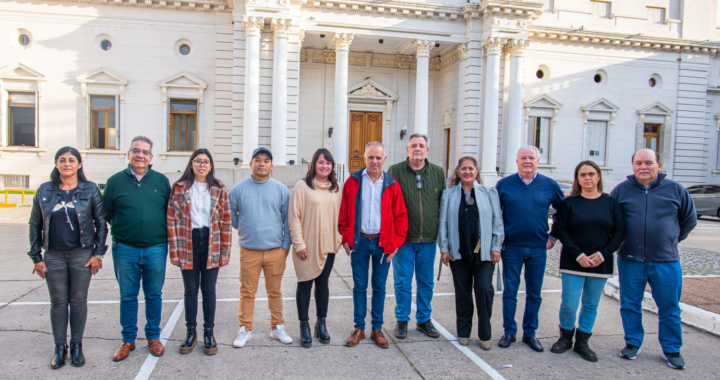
[501,246,546,337]
[351,236,391,331]
[618,258,683,354]
[393,242,436,324]
[112,241,167,343]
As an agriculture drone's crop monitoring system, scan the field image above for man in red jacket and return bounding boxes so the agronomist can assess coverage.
[339,141,408,349]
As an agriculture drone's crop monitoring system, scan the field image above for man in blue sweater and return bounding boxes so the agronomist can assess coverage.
[496,146,564,352]
[611,149,696,370]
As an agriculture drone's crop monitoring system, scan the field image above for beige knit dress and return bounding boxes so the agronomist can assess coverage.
[288,179,343,282]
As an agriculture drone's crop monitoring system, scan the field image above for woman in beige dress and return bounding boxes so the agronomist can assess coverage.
[289,148,343,348]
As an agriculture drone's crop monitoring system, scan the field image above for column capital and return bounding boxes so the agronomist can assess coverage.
[455,43,467,60]
[483,36,504,55]
[298,29,306,48]
[506,38,529,56]
[271,18,292,39]
[243,16,264,37]
[332,33,354,51]
[412,39,435,57]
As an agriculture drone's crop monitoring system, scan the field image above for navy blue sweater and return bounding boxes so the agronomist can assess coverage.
[496,173,565,248]
[610,173,697,262]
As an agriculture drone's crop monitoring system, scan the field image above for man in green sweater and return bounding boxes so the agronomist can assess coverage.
[102,136,171,362]
[388,133,445,339]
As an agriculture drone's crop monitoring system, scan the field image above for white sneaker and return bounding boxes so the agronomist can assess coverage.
[233,326,252,348]
[270,325,293,344]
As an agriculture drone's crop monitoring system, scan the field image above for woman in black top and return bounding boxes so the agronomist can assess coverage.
[28,147,108,369]
[550,160,623,362]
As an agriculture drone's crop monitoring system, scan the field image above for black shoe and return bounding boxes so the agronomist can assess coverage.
[551,326,575,354]
[51,343,67,369]
[69,343,85,367]
[315,318,330,344]
[204,328,218,355]
[522,336,544,352]
[573,330,597,362]
[498,334,516,348]
[300,320,312,348]
[394,321,408,339]
[416,320,440,338]
[179,327,197,354]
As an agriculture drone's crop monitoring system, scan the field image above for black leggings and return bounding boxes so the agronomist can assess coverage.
[181,228,219,329]
[45,247,93,345]
[296,253,335,321]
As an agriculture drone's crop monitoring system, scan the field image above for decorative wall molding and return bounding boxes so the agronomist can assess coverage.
[293,0,463,21]
[347,78,398,124]
[524,94,562,123]
[158,71,208,104]
[582,97,620,125]
[21,0,230,13]
[76,67,128,103]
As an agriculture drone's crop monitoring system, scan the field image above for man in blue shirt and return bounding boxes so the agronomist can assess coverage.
[496,145,564,352]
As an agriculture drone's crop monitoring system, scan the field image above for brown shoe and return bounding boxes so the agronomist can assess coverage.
[113,343,135,362]
[345,329,365,347]
[148,339,165,357]
[371,330,389,349]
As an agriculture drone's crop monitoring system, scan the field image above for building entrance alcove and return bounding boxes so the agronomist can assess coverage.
[348,111,382,173]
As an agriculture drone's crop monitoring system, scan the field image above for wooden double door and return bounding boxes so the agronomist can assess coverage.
[348,111,382,173]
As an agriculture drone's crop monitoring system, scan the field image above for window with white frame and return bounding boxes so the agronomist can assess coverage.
[528,117,551,164]
[89,95,118,149]
[647,7,665,24]
[168,99,198,152]
[8,92,37,147]
[586,120,607,166]
[591,1,611,19]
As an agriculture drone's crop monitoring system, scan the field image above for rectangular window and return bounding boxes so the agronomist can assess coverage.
[168,99,197,152]
[8,92,37,147]
[528,117,551,164]
[586,120,607,166]
[643,124,660,153]
[647,7,665,24]
[591,1,611,19]
[89,95,118,149]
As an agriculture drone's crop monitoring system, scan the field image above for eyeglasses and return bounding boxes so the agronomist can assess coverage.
[193,160,211,167]
[415,174,422,189]
[130,148,151,157]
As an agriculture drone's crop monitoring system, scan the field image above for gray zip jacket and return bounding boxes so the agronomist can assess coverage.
[438,182,504,261]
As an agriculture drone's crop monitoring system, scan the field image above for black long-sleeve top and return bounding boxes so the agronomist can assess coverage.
[554,194,624,278]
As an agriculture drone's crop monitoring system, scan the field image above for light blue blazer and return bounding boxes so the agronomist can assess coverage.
[438,182,504,262]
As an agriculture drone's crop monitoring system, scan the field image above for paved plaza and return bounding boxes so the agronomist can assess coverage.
[2,207,720,380]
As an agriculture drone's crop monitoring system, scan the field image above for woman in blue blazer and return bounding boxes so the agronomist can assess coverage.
[439,156,504,350]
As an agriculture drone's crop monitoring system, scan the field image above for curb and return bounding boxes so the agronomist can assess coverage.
[604,276,720,337]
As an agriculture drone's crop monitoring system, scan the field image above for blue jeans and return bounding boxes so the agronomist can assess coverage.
[617,258,683,354]
[351,236,391,331]
[112,241,168,343]
[502,246,546,337]
[393,242,436,323]
[559,273,607,333]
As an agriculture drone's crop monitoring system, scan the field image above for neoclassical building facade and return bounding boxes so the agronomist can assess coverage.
[2,0,720,189]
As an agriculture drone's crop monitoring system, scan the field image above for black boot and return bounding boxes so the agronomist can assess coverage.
[573,330,598,362]
[51,343,67,369]
[300,320,312,348]
[69,343,85,367]
[179,327,197,354]
[315,318,330,344]
[551,326,575,354]
[203,328,218,355]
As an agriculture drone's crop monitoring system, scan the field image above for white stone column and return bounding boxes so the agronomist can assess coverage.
[332,33,353,167]
[480,37,503,184]
[242,16,263,164]
[271,18,290,164]
[412,39,434,136]
[504,38,528,175]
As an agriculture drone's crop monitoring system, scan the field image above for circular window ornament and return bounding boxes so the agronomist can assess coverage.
[593,70,608,85]
[649,78,656,87]
[649,74,662,89]
[179,44,191,55]
[536,70,544,79]
[594,74,602,83]
[101,39,112,51]
[18,34,31,46]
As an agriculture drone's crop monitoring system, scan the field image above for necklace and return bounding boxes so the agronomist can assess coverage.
[466,197,475,206]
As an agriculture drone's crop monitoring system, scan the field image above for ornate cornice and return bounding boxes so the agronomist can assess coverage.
[483,36,504,54]
[271,18,292,38]
[292,0,463,21]
[412,39,435,57]
[19,0,230,13]
[243,16,264,36]
[332,33,354,50]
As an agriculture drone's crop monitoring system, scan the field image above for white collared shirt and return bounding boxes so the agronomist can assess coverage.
[518,172,538,185]
[190,182,211,229]
[360,170,384,234]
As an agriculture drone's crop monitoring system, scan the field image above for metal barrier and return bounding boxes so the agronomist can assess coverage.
[3,190,30,204]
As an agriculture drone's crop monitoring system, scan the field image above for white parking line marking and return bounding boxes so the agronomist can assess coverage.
[411,301,505,380]
[134,300,184,380]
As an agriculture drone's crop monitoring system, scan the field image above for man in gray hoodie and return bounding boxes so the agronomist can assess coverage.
[610,148,696,370]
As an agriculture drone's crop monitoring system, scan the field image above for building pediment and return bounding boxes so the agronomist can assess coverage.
[158,71,208,90]
[637,101,673,116]
[525,94,562,109]
[582,97,619,112]
[0,62,45,81]
[348,78,398,101]
[76,67,128,86]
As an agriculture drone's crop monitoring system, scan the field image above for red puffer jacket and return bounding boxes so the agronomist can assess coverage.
[338,169,408,254]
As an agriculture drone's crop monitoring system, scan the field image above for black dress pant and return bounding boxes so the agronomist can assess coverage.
[181,228,219,329]
[296,253,335,321]
[449,257,495,340]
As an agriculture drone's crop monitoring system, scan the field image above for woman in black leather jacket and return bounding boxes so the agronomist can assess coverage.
[28,146,107,370]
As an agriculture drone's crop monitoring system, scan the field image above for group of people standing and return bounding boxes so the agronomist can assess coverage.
[28,132,696,371]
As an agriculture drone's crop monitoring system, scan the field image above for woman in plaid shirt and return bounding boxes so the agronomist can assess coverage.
[167,149,232,355]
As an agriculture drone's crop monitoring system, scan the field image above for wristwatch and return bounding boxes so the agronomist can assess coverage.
[93,255,104,261]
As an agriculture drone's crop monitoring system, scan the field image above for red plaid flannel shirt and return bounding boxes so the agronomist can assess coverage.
[167,180,232,270]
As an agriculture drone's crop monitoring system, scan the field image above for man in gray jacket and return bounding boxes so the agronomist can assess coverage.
[610,148,696,370]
